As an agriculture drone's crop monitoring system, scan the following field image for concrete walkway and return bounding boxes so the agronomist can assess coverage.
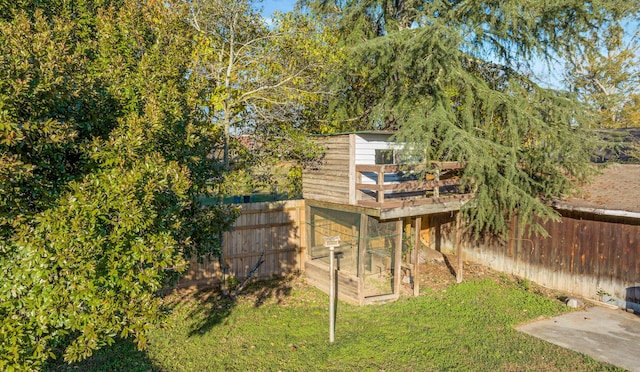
[517,306,640,371]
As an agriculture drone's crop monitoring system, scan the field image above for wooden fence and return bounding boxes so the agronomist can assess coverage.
[450,211,640,302]
[177,199,306,289]
[176,199,639,304]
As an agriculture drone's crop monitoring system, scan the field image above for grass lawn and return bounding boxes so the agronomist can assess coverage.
[49,275,623,371]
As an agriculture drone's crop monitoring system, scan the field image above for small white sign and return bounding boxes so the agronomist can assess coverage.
[323,235,341,248]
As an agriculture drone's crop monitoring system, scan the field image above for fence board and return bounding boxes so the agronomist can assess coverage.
[177,200,305,289]
[462,212,640,301]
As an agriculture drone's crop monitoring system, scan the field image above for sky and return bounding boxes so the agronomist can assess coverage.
[257,1,638,91]
[255,0,565,88]
[259,0,296,16]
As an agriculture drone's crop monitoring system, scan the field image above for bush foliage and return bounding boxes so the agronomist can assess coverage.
[0,1,236,369]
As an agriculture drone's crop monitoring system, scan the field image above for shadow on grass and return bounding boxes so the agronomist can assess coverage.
[441,253,457,277]
[45,338,157,372]
[169,276,295,338]
[46,277,297,370]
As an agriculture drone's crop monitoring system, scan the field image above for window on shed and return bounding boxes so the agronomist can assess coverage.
[375,149,395,164]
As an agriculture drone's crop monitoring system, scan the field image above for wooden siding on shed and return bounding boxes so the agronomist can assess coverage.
[303,135,353,204]
[354,133,395,165]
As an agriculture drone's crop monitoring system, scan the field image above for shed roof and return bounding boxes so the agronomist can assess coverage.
[556,164,640,216]
[309,130,395,137]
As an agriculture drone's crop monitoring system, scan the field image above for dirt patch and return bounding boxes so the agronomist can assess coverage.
[398,253,492,294]
[400,252,569,301]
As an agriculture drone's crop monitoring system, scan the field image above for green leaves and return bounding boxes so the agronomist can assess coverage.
[0,0,236,369]
[564,21,639,128]
[302,0,628,236]
[0,157,193,368]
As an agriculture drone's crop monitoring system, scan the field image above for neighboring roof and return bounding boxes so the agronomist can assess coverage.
[555,164,640,217]
[593,128,640,164]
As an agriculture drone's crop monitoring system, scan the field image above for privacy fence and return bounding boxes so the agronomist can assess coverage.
[434,211,640,302]
[177,200,305,289]
[177,200,639,305]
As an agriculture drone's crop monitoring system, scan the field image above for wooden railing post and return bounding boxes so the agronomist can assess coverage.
[377,165,385,204]
[433,168,440,198]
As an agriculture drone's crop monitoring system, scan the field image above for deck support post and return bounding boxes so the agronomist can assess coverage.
[413,216,421,296]
[358,214,368,304]
[377,167,385,204]
[394,219,403,296]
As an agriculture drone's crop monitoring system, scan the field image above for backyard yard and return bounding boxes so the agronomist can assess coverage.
[48,259,623,371]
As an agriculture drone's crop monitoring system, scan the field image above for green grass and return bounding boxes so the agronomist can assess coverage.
[49,277,623,371]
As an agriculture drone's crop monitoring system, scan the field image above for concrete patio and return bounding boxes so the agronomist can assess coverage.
[518,305,640,371]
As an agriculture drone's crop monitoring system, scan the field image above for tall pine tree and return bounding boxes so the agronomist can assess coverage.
[302,0,639,236]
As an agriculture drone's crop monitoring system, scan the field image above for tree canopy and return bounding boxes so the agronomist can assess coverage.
[564,23,640,128]
[0,0,236,368]
[187,0,338,196]
[302,0,639,235]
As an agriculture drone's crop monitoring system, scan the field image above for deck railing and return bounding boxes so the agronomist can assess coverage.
[355,162,472,207]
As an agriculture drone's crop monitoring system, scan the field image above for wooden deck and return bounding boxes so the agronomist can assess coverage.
[354,162,474,218]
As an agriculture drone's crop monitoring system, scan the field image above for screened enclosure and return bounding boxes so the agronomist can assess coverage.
[306,205,404,303]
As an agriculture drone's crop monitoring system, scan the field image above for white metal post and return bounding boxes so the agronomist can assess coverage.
[324,236,340,343]
[329,245,335,343]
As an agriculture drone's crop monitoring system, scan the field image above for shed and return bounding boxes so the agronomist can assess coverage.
[554,164,640,220]
[302,132,473,304]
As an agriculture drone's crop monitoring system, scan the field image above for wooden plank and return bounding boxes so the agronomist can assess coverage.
[232,221,295,231]
[304,164,349,172]
[430,161,466,170]
[303,174,350,183]
[223,243,291,263]
[303,187,351,197]
[302,169,349,179]
[239,207,300,216]
[316,158,351,166]
[433,169,440,198]
[611,219,623,287]
[304,199,381,218]
[363,293,398,303]
[303,169,350,178]
[303,180,350,191]
[357,193,474,209]
[356,164,389,172]
[358,213,368,303]
[394,219,402,295]
[623,223,636,283]
[303,193,350,205]
[380,178,461,192]
[632,224,640,282]
[349,133,356,205]
[305,163,349,172]
[377,171,385,203]
[303,184,349,195]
